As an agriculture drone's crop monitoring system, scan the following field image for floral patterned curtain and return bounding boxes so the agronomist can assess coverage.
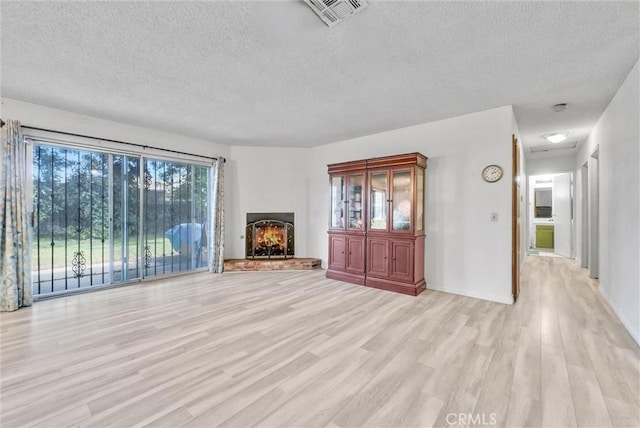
[1,120,33,311]
[209,157,225,273]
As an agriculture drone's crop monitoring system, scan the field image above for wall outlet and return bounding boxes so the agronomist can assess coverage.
[491,213,498,222]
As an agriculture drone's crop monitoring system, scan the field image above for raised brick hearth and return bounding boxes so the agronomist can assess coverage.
[224,258,322,272]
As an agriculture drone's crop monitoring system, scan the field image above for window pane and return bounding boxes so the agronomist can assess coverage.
[112,155,140,282]
[32,145,111,294]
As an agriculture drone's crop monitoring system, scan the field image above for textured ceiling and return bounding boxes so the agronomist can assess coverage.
[1,1,638,156]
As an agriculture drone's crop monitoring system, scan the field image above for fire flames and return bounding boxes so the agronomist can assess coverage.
[256,225,285,249]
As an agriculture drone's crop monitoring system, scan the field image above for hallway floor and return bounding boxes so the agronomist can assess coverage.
[508,256,639,427]
[1,256,638,427]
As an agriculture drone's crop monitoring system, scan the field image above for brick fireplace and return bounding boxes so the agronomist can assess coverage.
[245,212,294,259]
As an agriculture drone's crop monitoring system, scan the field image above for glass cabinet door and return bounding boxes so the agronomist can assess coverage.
[391,169,412,231]
[369,172,388,230]
[347,173,364,230]
[330,175,345,229]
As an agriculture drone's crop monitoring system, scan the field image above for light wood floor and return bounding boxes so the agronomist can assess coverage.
[1,256,638,427]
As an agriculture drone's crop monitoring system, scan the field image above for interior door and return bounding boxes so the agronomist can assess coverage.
[553,173,572,257]
[512,135,520,300]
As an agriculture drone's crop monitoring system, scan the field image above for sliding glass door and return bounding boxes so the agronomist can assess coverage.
[142,159,209,278]
[33,146,112,293]
[31,141,210,296]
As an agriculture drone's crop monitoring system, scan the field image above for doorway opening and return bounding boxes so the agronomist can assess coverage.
[528,173,574,258]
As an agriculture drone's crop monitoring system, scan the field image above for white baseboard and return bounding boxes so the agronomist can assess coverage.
[428,283,514,305]
[598,286,640,346]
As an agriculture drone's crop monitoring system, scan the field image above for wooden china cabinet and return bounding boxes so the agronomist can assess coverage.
[327,153,427,296]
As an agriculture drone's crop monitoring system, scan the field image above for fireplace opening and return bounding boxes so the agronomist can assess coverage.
[246,212,294,259]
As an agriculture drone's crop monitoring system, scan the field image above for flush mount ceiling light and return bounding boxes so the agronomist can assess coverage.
[545,132,570,143]
[304,0,368,27]
[552,103,568,112]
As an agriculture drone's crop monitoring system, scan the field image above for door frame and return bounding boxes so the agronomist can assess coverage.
[580,161,589,268]
[512,134,521,300]
[589,148,600,278]
[552,172,573,258]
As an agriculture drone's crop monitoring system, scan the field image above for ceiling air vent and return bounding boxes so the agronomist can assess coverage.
[304,0,368,27]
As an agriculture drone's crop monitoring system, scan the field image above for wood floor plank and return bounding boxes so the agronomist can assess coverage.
[0,258,638,428]
[541,344,577,427]
[604,397,640,428]
[432,344,494,427]
[255,348,373,427]
[504,390,541,428]
[582,332,637,405]
[360,362,433,427]
[567,363,614,428]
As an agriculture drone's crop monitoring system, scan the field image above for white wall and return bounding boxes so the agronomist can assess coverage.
[307,106,516,304]
[575,60,639,344]
[225,146,310,259]
[1,98,230,158]
[527,155,576,176]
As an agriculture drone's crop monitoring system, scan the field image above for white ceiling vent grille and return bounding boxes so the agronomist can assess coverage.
[530,141,578,153]
[304,0,368,27]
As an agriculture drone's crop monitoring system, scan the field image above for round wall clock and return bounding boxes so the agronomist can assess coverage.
[482,165,503,183]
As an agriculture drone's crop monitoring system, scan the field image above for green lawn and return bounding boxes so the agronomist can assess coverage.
[32,237,172,270]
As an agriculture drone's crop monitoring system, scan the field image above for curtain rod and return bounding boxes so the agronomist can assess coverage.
[20,125,224,162]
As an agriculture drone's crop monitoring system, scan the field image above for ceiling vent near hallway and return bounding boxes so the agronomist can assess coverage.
[304,0,368,27]
[552,103,568,112]
[530,141,578,153]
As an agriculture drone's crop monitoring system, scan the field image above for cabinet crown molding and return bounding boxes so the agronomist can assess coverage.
[328,153,428,173]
